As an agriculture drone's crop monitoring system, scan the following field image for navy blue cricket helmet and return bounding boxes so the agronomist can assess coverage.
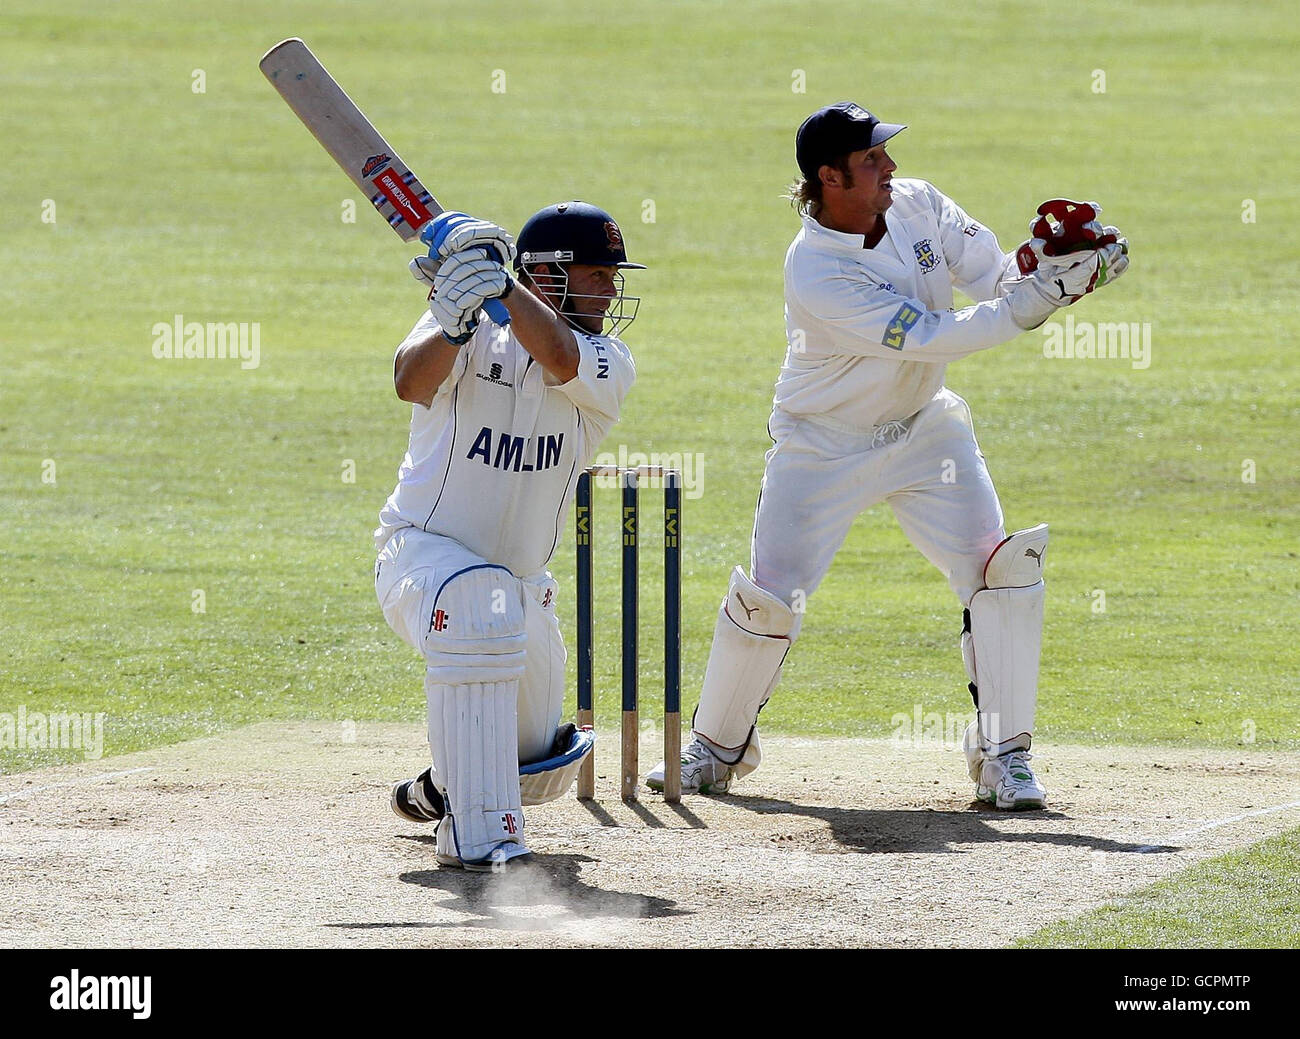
[514,202,646,272]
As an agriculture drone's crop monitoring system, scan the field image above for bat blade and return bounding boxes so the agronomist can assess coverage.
[259,38,510,326]
[259,37,442,241]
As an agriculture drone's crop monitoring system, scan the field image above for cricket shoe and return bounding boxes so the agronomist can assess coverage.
[973,749,1048,810]
[390,767,445,823]
[646,737,735,795]
[434,817,532,873]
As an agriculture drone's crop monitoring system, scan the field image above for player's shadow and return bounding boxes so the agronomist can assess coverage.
[327,850,687,933]
[725,794,1179,856]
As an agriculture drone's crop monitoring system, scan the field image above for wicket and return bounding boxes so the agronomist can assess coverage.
[575,465,682,803]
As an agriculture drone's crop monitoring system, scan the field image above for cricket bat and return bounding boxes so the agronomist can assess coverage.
[259,37,509,325]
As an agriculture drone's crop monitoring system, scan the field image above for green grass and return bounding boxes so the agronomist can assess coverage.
[1018,825,1300,948]
[1,0,1298,775]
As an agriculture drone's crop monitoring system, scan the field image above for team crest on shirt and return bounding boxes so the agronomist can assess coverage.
[913,239,939,272]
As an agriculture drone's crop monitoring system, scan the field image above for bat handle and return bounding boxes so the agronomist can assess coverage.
[468,244,511,327]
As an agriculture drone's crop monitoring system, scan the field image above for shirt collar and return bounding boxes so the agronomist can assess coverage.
[800,213,869,252]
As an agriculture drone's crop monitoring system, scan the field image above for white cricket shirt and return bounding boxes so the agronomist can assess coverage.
[777,178,1022,431]
[376,312,635,577]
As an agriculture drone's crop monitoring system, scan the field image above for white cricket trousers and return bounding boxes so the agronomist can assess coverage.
[374,527,566,763]
[751,388,1006,619]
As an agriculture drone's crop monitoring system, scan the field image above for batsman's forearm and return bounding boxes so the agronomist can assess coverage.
[394,329,460,406]
[500,282,580,383]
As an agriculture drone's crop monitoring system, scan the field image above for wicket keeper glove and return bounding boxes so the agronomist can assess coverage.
[1015,223,1130,290]
[1093,227,1130,287]
[1006,252,1106,329]
[1014,199,1115,275]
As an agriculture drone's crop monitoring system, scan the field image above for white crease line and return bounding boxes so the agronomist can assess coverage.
[1135,798,1300,853]
[0,767,154,805]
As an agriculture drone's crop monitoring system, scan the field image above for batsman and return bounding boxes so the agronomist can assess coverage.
[376,203,644,869]
[649,102,1129,809]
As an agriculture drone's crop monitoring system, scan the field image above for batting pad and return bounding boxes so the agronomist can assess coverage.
[427,678,526,866]
[421,565,528,684]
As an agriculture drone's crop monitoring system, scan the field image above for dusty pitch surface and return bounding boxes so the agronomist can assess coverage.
[2,723,1298,948]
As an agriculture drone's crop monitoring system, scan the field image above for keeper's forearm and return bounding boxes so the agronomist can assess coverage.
[500,281,580,383]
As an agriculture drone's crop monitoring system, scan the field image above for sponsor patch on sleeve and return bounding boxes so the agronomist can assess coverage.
[882,303,923,350]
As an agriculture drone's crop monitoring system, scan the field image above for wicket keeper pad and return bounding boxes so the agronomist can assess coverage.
[962,525,1048,762]
[693,567,794,773]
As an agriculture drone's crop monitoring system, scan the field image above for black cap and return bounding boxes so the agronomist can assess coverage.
[795,102,907,180]
[515,201,646,271]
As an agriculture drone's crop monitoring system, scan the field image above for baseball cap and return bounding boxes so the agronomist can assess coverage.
[795,102,907,179]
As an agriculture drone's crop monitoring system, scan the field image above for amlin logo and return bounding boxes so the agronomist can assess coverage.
[49,971,151,1019]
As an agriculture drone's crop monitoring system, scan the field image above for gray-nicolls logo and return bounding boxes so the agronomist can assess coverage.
[734,592,760,620]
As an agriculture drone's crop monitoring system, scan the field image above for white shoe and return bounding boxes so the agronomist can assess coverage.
[646,737,735,795]
[434,816,532,872]
[973,749,1048,810]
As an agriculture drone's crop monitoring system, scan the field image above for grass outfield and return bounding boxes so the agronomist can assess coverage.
[1,1,1296,786]
[1018,825,1300,948]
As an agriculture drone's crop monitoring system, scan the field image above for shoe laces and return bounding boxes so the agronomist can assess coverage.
[1001,750,1036,784]
[681,739,719,765]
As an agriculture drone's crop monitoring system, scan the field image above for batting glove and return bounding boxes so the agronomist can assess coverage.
[429,294,478,345]
[423,211,517,266]
[426,249,514,345]
[409,254,440,291]
[434,248,515,307]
